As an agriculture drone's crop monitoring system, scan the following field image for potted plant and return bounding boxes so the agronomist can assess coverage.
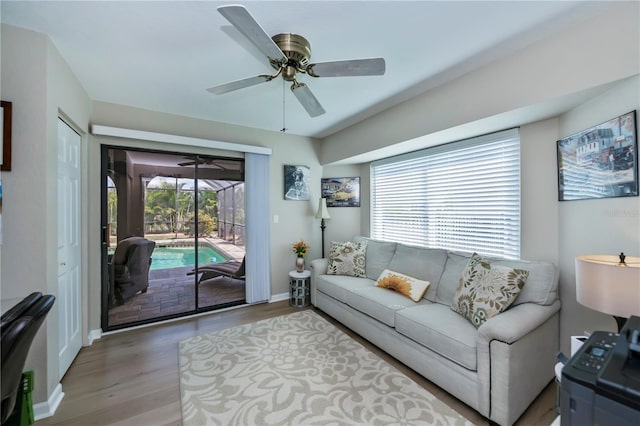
[292,240,310,272]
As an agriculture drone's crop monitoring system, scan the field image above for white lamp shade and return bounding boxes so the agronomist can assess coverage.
[315,198,331,219]
[575,254,640,318]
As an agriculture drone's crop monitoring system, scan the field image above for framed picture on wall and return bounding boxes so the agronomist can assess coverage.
[1,100,12,171]
[557,110,638,201]
[284,165,310,200]
[321,177,360,207]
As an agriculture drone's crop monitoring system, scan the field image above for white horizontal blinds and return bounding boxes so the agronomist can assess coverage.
[372,129,521,259]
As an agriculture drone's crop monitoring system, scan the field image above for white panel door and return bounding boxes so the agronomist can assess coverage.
[57,118,82,378]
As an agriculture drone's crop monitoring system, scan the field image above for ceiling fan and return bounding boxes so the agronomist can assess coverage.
[178,157,229,169]
[207,5,386,117]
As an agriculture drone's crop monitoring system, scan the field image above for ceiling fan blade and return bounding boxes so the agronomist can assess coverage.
[207,74,273,95]
[291,82,325,117]
[306,58,386,77]
[217,5,287,63]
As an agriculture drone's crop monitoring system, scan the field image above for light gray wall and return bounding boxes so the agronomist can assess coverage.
[320,1,639,166]
[319,165,363,249]
[0,24,91,404]
[88,102,323,332]
[557,76,640,351]
[1,1,638,410]
[0,24,49,404]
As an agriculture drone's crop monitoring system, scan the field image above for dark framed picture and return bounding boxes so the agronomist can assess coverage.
[284,165,310,200]
[557,110,638,201]
[1,100,12,171]
[321,177,360,207]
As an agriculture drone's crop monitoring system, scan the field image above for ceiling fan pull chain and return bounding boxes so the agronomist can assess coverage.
[281,78,287,133]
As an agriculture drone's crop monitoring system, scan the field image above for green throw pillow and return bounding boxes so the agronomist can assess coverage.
[326,241,367,277]
[451,253,529,328]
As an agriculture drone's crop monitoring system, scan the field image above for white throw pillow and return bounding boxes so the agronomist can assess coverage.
[376,269,430,302]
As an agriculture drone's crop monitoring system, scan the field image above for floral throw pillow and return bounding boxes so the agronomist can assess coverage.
[376,269,430,302]
[451,253,529,328]
[326,241,367,277]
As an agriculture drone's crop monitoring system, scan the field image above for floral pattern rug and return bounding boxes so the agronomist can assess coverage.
[179,310,473,426]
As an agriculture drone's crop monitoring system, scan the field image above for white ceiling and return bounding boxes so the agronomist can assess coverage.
[0,1,612,138]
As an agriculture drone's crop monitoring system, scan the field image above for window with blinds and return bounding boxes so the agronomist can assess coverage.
[371,128,521,259]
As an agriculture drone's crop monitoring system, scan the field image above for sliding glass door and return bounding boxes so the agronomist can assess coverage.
[101,147,246,330]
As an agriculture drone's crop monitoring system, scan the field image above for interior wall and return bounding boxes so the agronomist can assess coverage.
[557,75,640,352]
[0,23,49,404]
[320,1,639,166]
[88,102,324,331]
[1,2,638,409]
[0,23,92,406]
[318,165,363,253]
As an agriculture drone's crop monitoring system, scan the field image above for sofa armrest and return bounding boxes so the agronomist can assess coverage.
[476,300,560,425]
[309,258,328,306]
[478,300,560,345]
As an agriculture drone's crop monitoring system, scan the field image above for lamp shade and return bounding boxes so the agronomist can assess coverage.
[575,254,640,319]
[315,198,331,219]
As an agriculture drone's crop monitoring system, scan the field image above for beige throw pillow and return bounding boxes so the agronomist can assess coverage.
[451,253,529,328]
[326,241,367,277]
[376,269,430,302]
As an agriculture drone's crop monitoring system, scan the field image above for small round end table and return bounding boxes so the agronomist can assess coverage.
[289,270,311,308]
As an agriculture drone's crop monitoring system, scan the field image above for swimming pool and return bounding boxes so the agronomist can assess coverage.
[150,246,227,270]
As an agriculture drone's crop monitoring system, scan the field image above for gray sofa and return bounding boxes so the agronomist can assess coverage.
[310,236,560,426]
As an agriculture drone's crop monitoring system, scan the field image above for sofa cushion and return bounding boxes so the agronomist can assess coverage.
[491,258,559,306]
[387,244,447,302]
[316,274,374,304]
[435,251,472,306]
[326,241,367,277]
[353,236,397,280]
[376,269,430,302]
[346,286,427,327]
[451,254,529,328]
[395,303,478,371]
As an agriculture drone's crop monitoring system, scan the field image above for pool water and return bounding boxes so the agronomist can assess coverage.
[150,246,227,270]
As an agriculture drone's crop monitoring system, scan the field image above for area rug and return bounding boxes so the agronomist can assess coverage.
[179,310,473,426]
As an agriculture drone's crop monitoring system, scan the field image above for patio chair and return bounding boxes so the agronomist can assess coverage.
[109,237,156,305]
[189,256,245,284]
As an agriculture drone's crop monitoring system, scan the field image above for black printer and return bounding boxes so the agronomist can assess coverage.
[560,315,640,425]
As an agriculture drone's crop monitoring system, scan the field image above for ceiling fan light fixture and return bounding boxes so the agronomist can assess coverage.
[270,33,312,69]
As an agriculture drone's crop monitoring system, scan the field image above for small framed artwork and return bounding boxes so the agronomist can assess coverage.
[321,177,360,207]
[557,110,638,201]
[1,100,12,171]
[284,165,310,200]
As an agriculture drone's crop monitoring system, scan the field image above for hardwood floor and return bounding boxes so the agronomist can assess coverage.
[36,302,557,426]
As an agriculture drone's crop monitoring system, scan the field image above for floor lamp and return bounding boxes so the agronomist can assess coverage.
[575,253,640,332]
[315,198,331,258]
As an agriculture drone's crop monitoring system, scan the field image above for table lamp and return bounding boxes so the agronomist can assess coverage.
[575,253,640,332]
[315,197,331,258]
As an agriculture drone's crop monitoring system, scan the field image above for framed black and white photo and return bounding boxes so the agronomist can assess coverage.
[284,165,310,200]
[557,110,638,201]
[321,177,360,207]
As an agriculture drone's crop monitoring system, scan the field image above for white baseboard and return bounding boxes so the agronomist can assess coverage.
[270,292,289,303]
[87,328,102,345]
[33,383,64,421]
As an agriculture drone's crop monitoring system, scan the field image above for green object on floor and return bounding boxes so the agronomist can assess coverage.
[5,371,35,426]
